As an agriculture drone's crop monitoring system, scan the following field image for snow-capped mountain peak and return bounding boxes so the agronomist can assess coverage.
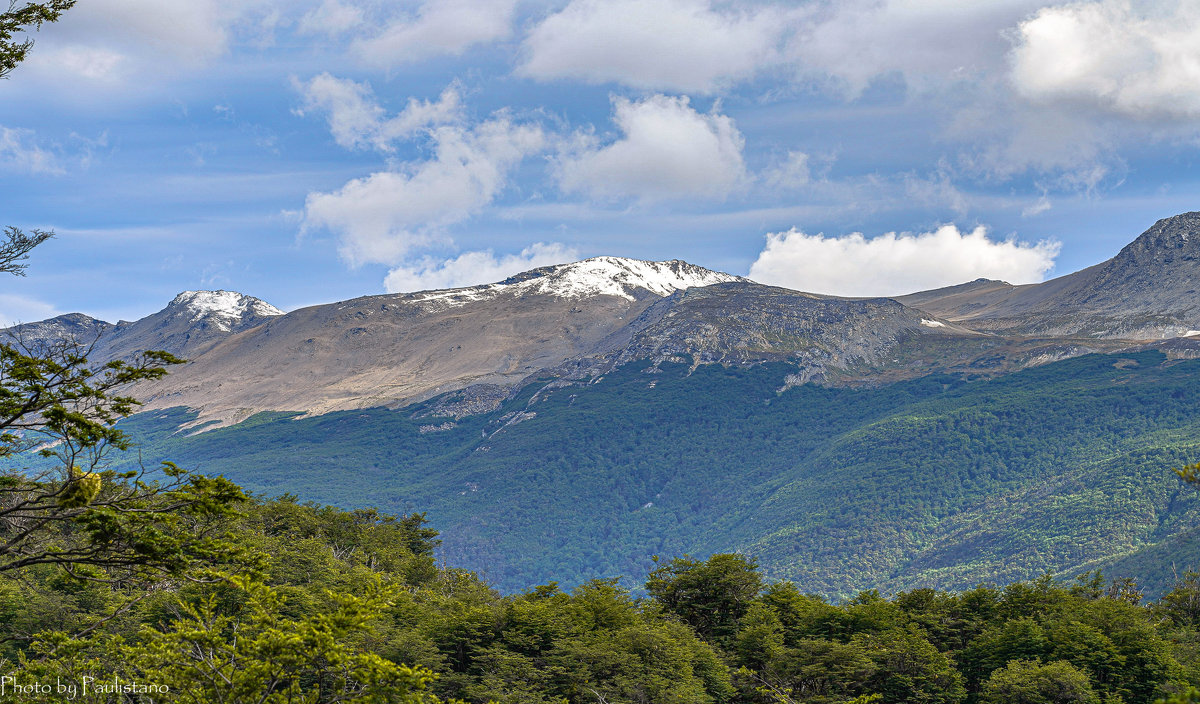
[169,291,284,331]
[517,257,742,300]
[409,257,742,307]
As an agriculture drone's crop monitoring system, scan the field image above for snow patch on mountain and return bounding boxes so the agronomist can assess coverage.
[410,257,741,308]
[521,257,741,300]
[170,291,284,331]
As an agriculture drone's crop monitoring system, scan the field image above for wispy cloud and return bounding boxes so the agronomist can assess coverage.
[519,0,789,93]
[352,0,517,67]
[0,126,63,174]
[0,294,61,327]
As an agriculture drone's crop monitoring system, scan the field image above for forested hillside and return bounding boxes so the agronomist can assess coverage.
[2,494,1198,703]
[105,349,1200,598]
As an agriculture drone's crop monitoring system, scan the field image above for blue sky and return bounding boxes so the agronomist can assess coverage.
[3,0,1200,324]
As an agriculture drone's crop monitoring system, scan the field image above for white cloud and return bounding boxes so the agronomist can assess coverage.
[384,242,579,292]
[298,0,364,36]
[951,102,1116,189]
[0,127,63,175]
[747,224,1060,297]
[295,75,462,152]
[16,0,292,86]
[788,0,1043,96]
[302,116,545,266]
[763,150,811,190]
[1009,0,1200,119]
[519,0,788,93]
[353,0,517,67]
[557,95,746,202]
[1022,194,1052,217]
[27,0,233,82]
[0,294,60,327]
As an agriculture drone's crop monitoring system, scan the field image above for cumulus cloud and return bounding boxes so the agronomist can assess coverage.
[0,294,60,327]
[519,0,788,93]
[1009,0,1200,119]
[353,0,517,67]
[302,116,545,266]
[383,242,579,292]
[557,95,746,202]
[295,75,462,152]
[0,127,62,175]
[788,0,1043,96]
[747,224,1060,297]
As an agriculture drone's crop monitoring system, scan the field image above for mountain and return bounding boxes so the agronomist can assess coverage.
[1,290,283,363]
[3,312,113,352]
[95,259,1134,427]
[11,215,1200,599]
[898,211,1200,339]
[131,258,749,425]
[97,290,285,361]
[110,348,1200,598]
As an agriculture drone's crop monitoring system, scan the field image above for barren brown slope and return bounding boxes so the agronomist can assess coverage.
[136,258,741,426]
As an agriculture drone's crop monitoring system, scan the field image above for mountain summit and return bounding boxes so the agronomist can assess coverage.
[495,256,743,300]
[900,212,1200,338]
[406,256,742,308]
[166,291,284,332]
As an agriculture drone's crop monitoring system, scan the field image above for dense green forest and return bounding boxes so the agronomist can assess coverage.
[2,492,1199,703]
[105,350,1200,597]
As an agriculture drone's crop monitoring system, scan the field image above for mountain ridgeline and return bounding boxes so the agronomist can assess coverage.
[9,213,1200,597]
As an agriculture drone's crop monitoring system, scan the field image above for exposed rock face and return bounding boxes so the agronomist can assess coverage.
[899,212,1200,339]
[560,282,973,381]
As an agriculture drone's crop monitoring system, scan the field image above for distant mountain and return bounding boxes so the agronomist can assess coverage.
[96,290,285,362]
[3,312,112,352]
[898,211,1200,339]
[1,290,284,364]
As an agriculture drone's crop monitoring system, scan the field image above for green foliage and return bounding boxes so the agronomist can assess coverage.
[2,497,1199,704]
[0,1,73,80]
[0,227,53,276]
[979,660,1100,704]
[1157,688,1200,704]
[646,553,763,648]
[126,574,442,703]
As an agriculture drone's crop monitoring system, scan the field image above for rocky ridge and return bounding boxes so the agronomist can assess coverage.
[898,212,1200,339]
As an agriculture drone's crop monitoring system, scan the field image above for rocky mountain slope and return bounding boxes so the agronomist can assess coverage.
[133,258,743,425]
[16,210,1200,427]
[898,211,1200,338]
